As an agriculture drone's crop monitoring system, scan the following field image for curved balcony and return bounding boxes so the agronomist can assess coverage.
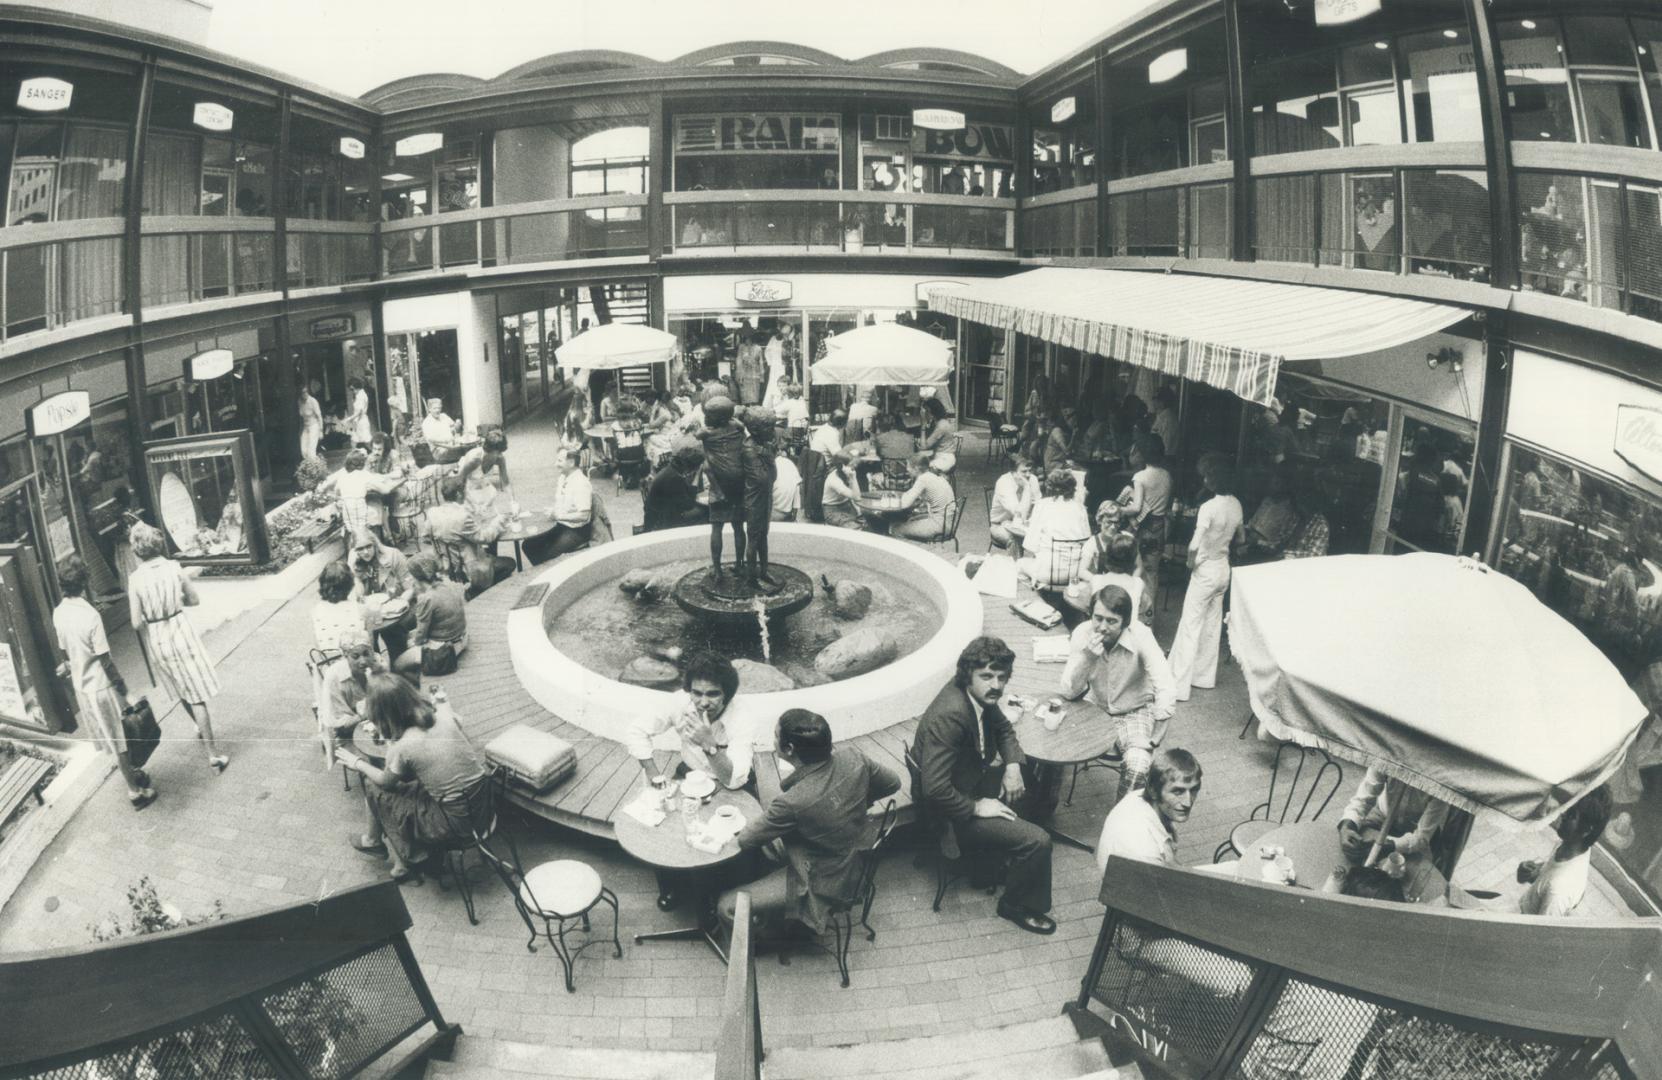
[664,189,1014,257]
[0,219,126,344]
[378,193,649,276]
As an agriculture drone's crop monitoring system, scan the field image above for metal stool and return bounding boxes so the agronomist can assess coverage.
[478,844,622,992]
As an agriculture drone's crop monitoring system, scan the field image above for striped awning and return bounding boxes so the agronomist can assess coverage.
[928,268,1471,407]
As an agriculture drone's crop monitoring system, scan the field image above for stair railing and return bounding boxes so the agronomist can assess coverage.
[714,890,763,1080]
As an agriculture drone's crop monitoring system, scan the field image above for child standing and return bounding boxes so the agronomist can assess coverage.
[697,395,748,576]
[741,408,780,592]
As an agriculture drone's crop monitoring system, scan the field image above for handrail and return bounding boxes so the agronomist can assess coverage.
[1510,141,1662,186]
[714,891,762,1080]
[1077,857,1662,1079]
[379,192,649,233]
[0,216,124,251]
[1249,141,1488,178]
[1105,160,1233,195]
[138,214,278,236]
[1022,184,1096,209]
[663,188,1016,209]
[285,217,378,235]
[0,880,456,1076]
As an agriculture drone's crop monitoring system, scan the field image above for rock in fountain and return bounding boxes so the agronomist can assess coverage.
[671,564,815,627]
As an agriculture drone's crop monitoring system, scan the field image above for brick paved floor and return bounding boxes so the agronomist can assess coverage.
[0,410,1624,1055]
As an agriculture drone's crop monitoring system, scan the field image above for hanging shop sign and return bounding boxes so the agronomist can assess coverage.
[338,137,365,159]
[675,114,840,154]
[912,108,966,131]
[17,77,73,112]
[1615,404,1662,485]
[26,391,91,438]
[395,132,444,157]
[1148,48,1189,84]
[193,102,234,132]
[189,348,235,381]
[911,122,1015,163]
[1050,97,1077,124]
[308,314,356,339]
[1315,0,1382,25]
[734,279,793,304]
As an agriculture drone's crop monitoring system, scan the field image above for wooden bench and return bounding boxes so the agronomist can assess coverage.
[0,755,54,835]
[291,514,341,553]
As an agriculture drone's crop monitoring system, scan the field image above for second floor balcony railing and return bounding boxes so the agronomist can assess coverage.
[0,219,125,343]
[286,219,377,291]
[665,189,1015,256]
[1106,162,1235,260]
[378,194,650,276]
[1021,186,1097,258]
[138,216,279,311]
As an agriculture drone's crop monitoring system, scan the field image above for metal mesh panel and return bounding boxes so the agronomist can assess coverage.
[259,944,425,1079]
[22,1011,277,1079]
[1228,977,1566,1080]
[1090,915,1256,1068]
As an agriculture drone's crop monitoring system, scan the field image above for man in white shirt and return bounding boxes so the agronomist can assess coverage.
[421,398,462,447]
[846,388,878,435]
[1060,583,1175,802]
[1095,748,1202,877]
[625,651,755,790]
[809,410,846,457]
[525,447,593,564]
[53,556,152,808]
[771,450,802,521]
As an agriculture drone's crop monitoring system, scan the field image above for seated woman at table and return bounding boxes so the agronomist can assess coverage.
[1337,765,1452,865]
[421,398,464,457]
[391,554,468,684]
[872,411,915,463]
[625,650,759,790]
[342,673,490,883]
[643,390,680,467]
[1516,785,1611,916]
[820,450,864,530]
[1238,465,1300,564]
[458,429,512,511]
[424,476,513,598]
[311,560,370,657]
[1066,515,1146,624]
[1094,748,1201,876]
[883,452,956,541]
[365,433,410,537]
[917,397,956,455]
[1018,469,1092,587]
[717,709,901,940]
[989,451,1037,550]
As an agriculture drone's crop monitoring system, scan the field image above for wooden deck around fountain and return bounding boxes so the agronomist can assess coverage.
[443,579,921,840]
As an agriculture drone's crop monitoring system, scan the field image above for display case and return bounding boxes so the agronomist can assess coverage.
[0,547,77,734]
[142,430,270,565]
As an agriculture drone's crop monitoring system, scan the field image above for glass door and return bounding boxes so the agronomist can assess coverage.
[0,547,76,733]
[31,424,124,621]
[1383,411,1478,555]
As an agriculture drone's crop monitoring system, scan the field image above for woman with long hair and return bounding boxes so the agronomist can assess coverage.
[1018,468,1092,586]
[344,674,489,882]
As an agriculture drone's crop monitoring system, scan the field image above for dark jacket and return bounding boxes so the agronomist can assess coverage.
[644,468,704,531]
[736,748,900,931]
[912,681,1025,823]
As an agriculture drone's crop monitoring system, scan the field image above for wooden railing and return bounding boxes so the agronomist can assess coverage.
[1071,857,1661,1080]
[714,890,763,1080]
[0,881,457,1078]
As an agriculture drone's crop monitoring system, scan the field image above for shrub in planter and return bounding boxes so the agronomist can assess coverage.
[294,457,331,495]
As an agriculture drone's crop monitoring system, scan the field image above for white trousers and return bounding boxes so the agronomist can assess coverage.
[1169,555,1230,700]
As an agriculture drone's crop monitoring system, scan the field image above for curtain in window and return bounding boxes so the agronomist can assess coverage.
[1256,175,1316,263]
[58,125,126,322]
[141,132,199,306]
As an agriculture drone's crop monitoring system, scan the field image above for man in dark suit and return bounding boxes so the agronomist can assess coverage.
[718,709,900,937]
[911,636,1055,935]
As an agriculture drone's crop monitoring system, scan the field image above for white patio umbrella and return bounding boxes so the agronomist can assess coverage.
[1230,552,1646,830]
[554,323,678,370]
[809,323,952,386]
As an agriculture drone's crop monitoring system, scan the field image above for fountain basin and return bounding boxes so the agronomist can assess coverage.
[507,524,984,746]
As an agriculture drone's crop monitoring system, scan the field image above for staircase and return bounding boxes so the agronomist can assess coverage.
[421,1015,1138,1080]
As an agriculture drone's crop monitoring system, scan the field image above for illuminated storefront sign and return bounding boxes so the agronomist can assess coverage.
[338,137,365,159]
[734,279,793,304]
[1148,48,1189,83]
[189,349,234,381]
[912,123,1015,162]
[17,77,73,112]
[912,108,966,131]
[1615,404,1662,484]
[26,391,91,438]
[308,314,357,339]
[1315,0,1382,25]
[193,102,234,131]
[675,114,840,153]
[395,132,444,156]
[1050,97,1077,124]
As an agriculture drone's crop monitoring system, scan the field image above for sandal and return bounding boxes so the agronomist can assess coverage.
[209,755,230,774]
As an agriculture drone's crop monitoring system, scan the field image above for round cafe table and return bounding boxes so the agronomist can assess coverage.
[584,423,616,473]
[496,509,558,571]
[614,775,762,963]
[854,491,910,535]
[1010,698,1119,852]
[1235,820,1449,905]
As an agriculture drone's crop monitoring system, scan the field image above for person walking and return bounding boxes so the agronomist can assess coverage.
[347,376,374,450]
[126,523,229,771]
[298,384,323,462]
[53,556,156,809]
[1167,453,1243,702]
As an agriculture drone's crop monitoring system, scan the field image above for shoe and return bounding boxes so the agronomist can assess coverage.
[996,904,1056,936]
[351,835,388,856]
[390,866,423,885]
[129,788,157,811]
[209,755,230,773]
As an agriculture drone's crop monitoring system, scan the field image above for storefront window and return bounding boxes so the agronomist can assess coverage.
[1385,414,1475,554]
[1252,53,1340,155]
[1107,19,1227,178]
[285,109,373,221]
[1241,374,1388,557]
[1030,81,1096,194]
[1494,447,1662,901]
[1499,20,1577,143]
[1402,27,1485,143]
[672,113,840,190]
[1404,168,1491,281]
[960,324,1007,423]
[144,432,265,563]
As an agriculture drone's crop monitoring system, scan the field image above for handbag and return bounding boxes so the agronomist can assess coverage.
[121,698,162,768]
[421,641,458,676]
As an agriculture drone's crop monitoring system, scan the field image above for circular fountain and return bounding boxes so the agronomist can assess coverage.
[507,524,984,743]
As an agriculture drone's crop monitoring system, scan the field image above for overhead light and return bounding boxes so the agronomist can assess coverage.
[381,172,415,182]
[1148,48,1188,84]
[1520,19,1537,29]
[1540,131,1553,138]
[1442,29,1459,40]
[1373,41,1389,50]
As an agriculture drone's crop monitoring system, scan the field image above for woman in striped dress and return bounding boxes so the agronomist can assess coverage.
[126,523,229,771]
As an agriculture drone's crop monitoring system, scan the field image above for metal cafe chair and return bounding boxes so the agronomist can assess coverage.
[475,827,623,991]
[424,775,503,927]
[304,647,352,792]
[1214,742,1344,863]
[773,799,897,988]
[903,741,997,913]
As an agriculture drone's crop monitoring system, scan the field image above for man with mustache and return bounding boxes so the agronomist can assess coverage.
[910,636,1055,935]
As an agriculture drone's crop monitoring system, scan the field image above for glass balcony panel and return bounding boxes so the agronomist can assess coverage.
[1187,183,1231,259]
[1626,185,1662,321]
[1404,169,1490,280]
[1319,172,1400,272]
[1255,174,1316,264]
[917,204,1011,252]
